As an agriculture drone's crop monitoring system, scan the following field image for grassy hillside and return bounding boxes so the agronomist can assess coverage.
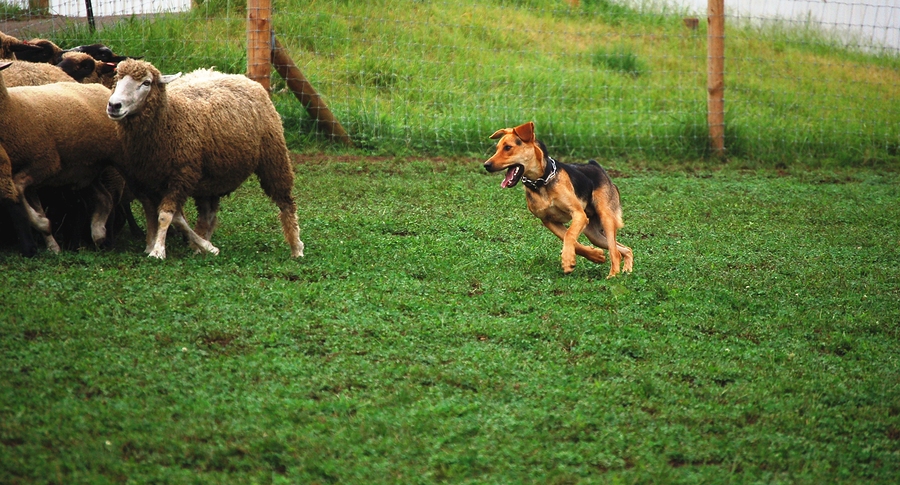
[5,0,897,166]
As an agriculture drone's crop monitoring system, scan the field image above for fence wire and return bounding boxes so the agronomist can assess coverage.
[1,0,897,164]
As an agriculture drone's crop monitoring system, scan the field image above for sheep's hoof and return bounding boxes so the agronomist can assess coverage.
[45,236,61,254]
[148,248,166,259]
[292,241,305,258]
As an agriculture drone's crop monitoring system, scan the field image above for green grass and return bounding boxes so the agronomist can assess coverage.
[0,1,44,20]
[2,157,899,483]
[4,0,897,165]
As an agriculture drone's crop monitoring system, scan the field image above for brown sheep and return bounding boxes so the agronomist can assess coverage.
[56,51,117,88]
[106,59,303,259]
[15,38,65,64]
[0,61,122,255]
[3,59,74,87]
[0,30,43,60]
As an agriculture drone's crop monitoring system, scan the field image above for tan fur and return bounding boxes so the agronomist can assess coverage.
[0,61,122,252]
[0,31,24,59]
[57,51,116,89]
[20,38,64,64]
[2,59,74,87]
[109,59,303,259]
[484,121,633,278]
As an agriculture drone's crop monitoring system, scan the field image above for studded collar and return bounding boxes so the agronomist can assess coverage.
[522,156,558,190]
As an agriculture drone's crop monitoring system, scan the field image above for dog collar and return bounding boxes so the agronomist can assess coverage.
[523,156,558,190]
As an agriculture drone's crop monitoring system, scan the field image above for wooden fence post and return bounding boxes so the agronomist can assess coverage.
[273,38,353,146]
[707,0,725,157]
[28,0,49,14]
[246,0,351,145]
[246,0,272,92]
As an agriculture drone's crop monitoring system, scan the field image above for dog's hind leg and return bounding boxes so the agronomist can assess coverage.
[584,221,633,274]
[542,220,607,272]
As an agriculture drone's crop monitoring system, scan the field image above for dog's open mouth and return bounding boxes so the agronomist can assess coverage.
[501,165,523,188]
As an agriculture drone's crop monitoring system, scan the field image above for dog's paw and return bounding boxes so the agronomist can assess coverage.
[588,251,607,264]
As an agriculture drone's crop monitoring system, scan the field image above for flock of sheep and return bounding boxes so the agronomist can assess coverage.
[0,30,303,259]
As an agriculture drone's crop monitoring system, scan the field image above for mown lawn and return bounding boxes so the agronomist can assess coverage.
[1,156,898,483]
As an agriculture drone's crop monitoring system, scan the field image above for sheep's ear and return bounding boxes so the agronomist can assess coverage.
[160,72,182,84]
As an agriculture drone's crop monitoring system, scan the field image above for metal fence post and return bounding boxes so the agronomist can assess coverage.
[707,0,725,157]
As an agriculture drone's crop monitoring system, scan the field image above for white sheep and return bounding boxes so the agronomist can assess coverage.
[0,60,120,255]
[106,59,304,259]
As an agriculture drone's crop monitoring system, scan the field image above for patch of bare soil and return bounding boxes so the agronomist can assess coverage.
[1,14,148,38]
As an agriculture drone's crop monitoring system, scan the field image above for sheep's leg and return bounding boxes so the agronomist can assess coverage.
[171,210,219,256]
[88,180,114,248]
[12,172,60,253]
[192,196,220,252]
[256,162,304,258]
[22,189,60,254]
[139,197,158,254]
[147,209,172,259]
[0,154,37,256]
[278,203,304,258]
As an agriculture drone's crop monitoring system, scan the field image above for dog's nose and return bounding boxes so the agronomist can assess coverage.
[483,160,493,171]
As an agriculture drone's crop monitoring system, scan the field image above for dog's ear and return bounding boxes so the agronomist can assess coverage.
[512,121,535,143]
[489,128,511,139]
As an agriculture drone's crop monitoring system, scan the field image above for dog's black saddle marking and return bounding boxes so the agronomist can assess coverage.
[527,142,611,205]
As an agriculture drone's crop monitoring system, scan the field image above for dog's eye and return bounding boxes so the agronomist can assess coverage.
[503,145,512,152]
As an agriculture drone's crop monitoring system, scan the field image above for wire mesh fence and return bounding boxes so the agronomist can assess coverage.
[1,0,898,164]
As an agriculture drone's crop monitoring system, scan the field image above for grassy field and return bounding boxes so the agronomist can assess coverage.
[2,156,899,483]
[3,0,898,165]
[1,0,899,482]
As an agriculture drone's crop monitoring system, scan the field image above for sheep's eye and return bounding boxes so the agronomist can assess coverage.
[141,80,151,87]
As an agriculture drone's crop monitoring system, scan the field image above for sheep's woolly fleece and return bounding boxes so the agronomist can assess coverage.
[108,59,303,259]
[0,62,121,251]
[3,59,74,87]
[0,31,20,59]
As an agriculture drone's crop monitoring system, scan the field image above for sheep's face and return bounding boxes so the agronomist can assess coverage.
[107,71,181,121]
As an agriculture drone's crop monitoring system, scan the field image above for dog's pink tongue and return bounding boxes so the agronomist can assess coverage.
[501,166,520,188]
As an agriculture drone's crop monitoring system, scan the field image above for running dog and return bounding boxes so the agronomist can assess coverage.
[483,121,633,278]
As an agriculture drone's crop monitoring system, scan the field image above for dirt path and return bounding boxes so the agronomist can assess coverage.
[1,14,143,37]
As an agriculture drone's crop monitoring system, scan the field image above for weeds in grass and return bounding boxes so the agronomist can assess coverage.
[5,0,895,165]
[592,45,647,77]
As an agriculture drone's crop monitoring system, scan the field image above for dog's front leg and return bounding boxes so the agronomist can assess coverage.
[543,218,607,271]
[543,216,588,274]
[562,213,591,273]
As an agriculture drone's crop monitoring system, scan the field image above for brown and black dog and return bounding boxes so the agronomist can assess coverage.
[484,121,633,278]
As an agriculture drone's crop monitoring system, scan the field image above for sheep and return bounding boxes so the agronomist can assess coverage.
[64,43,136,64]
[14,38,65,64]
[0,30,43,60]
[3,59,75,87]
[56,51,116,88]
[0,60,122,255]
[38,165,140,251]
[0,58,139,253]
[106,59,304,259]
